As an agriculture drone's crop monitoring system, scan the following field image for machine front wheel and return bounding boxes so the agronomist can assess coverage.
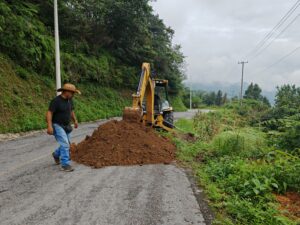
[163,111,174,128]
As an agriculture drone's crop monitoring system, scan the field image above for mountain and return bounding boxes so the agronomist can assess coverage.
[184,81,276,104]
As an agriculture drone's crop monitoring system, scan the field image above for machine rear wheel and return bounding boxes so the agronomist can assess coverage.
[163,111,174,128]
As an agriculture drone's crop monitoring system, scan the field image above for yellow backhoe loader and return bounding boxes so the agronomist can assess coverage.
[123,63,174,131]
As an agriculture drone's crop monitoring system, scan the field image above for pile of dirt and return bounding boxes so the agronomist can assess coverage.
[122,107,142,122]
[275,192,300,220]
[70,120,176,168]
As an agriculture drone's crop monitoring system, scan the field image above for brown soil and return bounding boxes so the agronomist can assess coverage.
[195,152,205,163]
[182,133,197,142]
[122,108,142,122]
[175,132,197,143]
[70,120,176,168]
[275,192,300,221]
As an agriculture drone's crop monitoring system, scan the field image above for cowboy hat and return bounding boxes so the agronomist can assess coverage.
[57,83,81,94]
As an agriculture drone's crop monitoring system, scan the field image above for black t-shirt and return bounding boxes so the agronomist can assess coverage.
[48,95,74,126]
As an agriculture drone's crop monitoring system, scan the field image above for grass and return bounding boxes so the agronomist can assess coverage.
[210,128,268,158]
[174,109,300,225]
[0,56,131,133]
[0,55,186,133]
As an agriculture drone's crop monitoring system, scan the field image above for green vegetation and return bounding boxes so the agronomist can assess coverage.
[244,83,270,106]
[0,56,130,133]
[182,88,229,108]
[170,95,187,112]
[182,83,270,109]
[263,84,300,152]
[0,0,186,133]
[0,0,185,92]
[174,97,300,224]
[0,53,184,133]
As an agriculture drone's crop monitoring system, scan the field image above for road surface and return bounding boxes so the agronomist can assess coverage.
[0,111,211,225]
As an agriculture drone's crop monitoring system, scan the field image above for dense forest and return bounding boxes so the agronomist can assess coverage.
[0,0,186,133]
[0,0,185,93]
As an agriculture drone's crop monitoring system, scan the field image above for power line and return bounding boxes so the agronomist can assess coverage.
[250,46,300,76]
[251,13,300,59]
[266,46,300,69]
[246,0,300,58]
[247,0,300,57]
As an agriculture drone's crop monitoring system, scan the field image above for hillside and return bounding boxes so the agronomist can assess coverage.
[0,0,186,133]
[0,56,132,133]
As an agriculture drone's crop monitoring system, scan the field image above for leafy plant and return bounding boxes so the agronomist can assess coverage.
[174,109,299,225]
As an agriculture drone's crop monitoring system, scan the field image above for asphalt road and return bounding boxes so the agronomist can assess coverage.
[0,111,210,225]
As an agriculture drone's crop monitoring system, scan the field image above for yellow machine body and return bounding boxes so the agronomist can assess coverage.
[123,63,173,131]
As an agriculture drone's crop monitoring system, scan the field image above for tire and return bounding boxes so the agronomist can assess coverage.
[163,111,174,128]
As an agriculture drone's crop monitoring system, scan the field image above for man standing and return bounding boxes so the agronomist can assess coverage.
[46,83,81,172]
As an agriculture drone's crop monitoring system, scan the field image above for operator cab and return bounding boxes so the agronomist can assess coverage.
[141,79,174,128]
[153,79,172,114]
[153,79,174,128]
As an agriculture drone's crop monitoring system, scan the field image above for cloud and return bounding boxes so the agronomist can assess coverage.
[151,0,300,91]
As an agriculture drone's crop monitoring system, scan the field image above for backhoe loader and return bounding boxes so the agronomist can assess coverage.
[123,63,174,131]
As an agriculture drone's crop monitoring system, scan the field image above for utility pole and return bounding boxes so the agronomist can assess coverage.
[188,74,192,110]
[238,61,248,105]
[54,0,61,95]
[190,87,192,110]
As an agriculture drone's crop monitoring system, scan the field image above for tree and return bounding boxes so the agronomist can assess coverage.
[0,0,185,93]
[262,96,270,107]
[215,90,223,106]
[274,84,300,118]
[264,85,300,151]
[244,83,262,100]
[203,92,216,106]
[244,83,270,107]
[222,93,228,105]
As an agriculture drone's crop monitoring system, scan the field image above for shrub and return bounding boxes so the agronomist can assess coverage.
[211,128,267,158]
[193,110,244,141]
[15,66,30,80]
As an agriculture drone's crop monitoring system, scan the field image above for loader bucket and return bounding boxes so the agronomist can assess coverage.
[123,107,142,122]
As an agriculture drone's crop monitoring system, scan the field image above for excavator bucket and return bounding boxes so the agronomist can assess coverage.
[123,107,142,123]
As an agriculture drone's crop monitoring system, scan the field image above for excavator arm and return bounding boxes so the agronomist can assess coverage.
[131,63,154,125]
[123,62,173,131]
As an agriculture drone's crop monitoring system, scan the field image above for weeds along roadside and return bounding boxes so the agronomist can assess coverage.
[0,56,187,134]
[173,105,300,225]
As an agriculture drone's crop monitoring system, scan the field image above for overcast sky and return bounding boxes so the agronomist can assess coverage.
[151,0,300,91]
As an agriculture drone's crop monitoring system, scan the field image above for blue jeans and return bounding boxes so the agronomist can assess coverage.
[53,124,71,166]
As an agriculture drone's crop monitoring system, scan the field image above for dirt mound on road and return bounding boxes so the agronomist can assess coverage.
[70,120,176,168]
